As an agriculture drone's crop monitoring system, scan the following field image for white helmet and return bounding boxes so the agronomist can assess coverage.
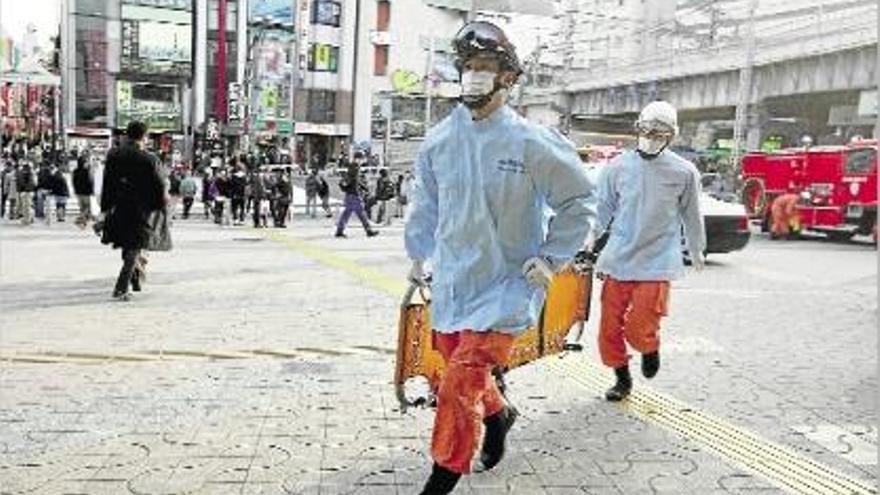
[636,101,679,137]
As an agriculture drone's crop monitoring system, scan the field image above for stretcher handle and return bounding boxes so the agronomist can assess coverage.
[400,276,432,309]
[396,277,434,413]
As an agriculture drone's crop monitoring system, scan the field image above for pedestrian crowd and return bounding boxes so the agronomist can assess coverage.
[0,142,89,227]
[1,137,415,236]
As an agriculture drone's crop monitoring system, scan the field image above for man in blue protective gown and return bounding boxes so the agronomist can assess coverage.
[589,101,706,402]
[404,21,597,495]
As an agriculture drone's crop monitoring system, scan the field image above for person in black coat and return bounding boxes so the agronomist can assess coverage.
[49,169,70,222]
[273,170,292,228]
[101,121,166,300]
[230,168,247,224]
[35,163,53,218]
[72,158,95,227]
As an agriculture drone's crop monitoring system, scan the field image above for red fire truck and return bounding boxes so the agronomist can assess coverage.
[741,140,878,241]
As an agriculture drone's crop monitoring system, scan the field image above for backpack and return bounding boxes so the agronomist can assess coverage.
[378,178,395,201]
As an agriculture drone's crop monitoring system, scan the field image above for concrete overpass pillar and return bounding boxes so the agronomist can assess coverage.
[745,103,766,151]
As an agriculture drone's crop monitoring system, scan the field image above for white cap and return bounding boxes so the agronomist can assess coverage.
[636,100,679,136]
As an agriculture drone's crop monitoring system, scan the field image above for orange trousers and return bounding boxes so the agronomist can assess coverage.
[431,330,514,474]
[770,193,801,237]
[598,277,670,369]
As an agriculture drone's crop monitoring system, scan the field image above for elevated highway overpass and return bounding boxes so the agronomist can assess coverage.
[523,3,877,149]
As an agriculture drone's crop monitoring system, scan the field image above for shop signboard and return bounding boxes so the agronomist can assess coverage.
[298,0,311,81]
[228,83,242,122]
[260,84,280,119]
[257,39,291,81]
[122,0,191,9]
[116,80,181,131]
[120,3,192,76]
[138,22,191,62]
[249,0,294,24]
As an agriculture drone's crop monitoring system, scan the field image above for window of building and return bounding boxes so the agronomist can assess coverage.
[307,90,336,123]
[207,39,238,67]
[377,1,391,31]
[307,43,340,72]
[208,0,238,32]
[312,0,342,27]
[374,45,388,76]
[72,0,110,16]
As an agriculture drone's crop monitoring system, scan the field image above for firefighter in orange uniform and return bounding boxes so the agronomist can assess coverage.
[770,192,804,239]
[589,101,706,402]
[404,21,596,494]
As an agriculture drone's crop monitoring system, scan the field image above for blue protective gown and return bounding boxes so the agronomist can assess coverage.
[592,149,706,281]
[405,105,596,334]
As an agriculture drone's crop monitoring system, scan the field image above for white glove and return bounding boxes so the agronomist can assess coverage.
[522,256,555,288]
[691,252,706,272]
[408,260,428,287]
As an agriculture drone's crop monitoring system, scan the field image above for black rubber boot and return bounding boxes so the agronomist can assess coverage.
[419,463,461,495]
[641,351,660,379]
[605,366,632,402]
[477,406,518,472]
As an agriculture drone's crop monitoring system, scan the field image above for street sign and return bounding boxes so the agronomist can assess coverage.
[370,30,394,46]
[379,98,392,119]
[206,119,220,140]
[228,82,242,122]
[858,90,877,117]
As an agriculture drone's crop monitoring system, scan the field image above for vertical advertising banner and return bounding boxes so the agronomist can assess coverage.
[228,83,242,122]
[299,0,310,81]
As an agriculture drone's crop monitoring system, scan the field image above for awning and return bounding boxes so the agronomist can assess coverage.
[0,60,61,87]
[294,122,351,136]
[0,71,60,86]
[472,0,555,16]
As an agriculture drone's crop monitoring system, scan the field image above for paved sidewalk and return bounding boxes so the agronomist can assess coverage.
[0,216,876,494]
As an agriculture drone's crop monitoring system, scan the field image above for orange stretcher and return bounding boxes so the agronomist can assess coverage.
[395,262,594,411]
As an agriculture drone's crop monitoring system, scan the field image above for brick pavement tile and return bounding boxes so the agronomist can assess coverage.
[2,221,875,493]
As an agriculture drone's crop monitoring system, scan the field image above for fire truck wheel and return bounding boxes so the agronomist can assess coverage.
[827,232,855,243]
[761,210,771,233]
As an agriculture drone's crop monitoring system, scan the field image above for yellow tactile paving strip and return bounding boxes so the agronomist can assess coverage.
[548,357,877,495]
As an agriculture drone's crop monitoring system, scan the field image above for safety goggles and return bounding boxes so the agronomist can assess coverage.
[634,121,675,139]
[453,22,509,56]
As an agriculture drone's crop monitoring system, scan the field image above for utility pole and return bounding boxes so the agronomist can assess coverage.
[425,36,435,132]
[731,0,758,173]
[708,0,719,46]
[562,0,577,134]
[875,0,879,141]
[245,28,263,154]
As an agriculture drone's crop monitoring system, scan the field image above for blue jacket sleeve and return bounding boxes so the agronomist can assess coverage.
[679,165,706,256]
[528,128,596,267]
[592,161,618,239]
[404,148,438,262]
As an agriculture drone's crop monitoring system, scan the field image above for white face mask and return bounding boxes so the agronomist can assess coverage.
[460,70,496,97]
[637,136,668,157]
